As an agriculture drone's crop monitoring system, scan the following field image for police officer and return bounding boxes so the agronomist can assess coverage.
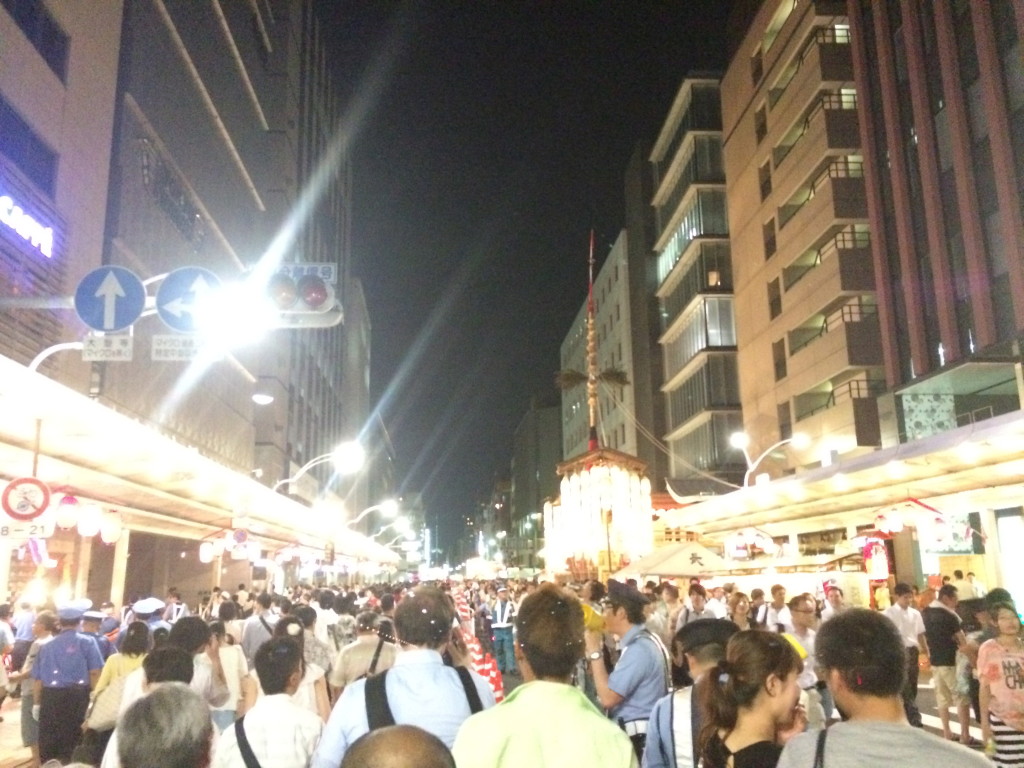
[585,579,672,762]
[31,599,105,763]
[117,596,169,649]
[81,609,115,660]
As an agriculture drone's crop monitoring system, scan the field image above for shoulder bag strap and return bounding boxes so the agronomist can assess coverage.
[813,728,827,768]
[364,669,396,730]
[258,616,273,635]
[691,684,701,768]
[233,717,263,768]
[367,636,385,676]
[454,665,483,714]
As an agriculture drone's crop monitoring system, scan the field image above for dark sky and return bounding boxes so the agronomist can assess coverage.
[324,2,734,557]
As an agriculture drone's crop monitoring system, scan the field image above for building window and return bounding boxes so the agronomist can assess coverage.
[759,161,773,200]
[1,0,69,81]
[773,339,787,381]
[755,105,768,144]
[751,47,764,85]
[763,218,777,260]
[768,278,782,320]
[778,401,793,440]
[0,95,57,195]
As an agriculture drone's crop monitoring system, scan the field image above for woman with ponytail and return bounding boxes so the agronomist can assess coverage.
[698,630,803,768]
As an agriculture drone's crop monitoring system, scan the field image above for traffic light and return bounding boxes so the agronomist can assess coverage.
[267,271,343,328]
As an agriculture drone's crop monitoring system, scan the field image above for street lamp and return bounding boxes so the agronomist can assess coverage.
[271,439,365,492]
[730,431,810,487]
[345,498,399,528]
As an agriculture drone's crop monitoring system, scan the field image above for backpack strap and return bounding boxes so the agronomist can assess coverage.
[367,636,386,677]
[455,666,483,714]
[365,670,396,730]
[813,728,828,768]
[233,717,263,768]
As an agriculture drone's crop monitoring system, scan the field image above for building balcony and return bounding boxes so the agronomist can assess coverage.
[777,164,867,257]
[788,304,883,372]
[769,29,854,127]
[783,229,874,303]
[791,380,883,449]
[772,96,861,200]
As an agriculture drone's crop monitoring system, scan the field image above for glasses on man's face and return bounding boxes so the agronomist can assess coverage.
[791,608,814,614]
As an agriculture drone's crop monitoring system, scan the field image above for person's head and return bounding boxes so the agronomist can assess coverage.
[788,594,816,630]
[673,619,739,677]
[893,582,914,608]
[356,611,379,634]
[959,598,987,632]
[663,584,679,602]
[938,583,959,608]
[33,610,58,637]
[341,725,455,768]
[514,583,583,682]
[728,591,750,618]
[689,583,707,612]
[256,592,273,611]
[985,588,1014,609]
[953,569,964,580]
[217,600,238,622]
[815,608,905,718]
[990,602,1022,638]
[167,617,211,655]
[293,605,317,630]
[255,637,304,696]
[118,682,212,768]
[825,586,844,608]
[121,621,151,656]
[942,575,951,584]
[711,586,725,601]
[699,630,802,762]
[967,572,976,581]
[81,612,103,633]
[770,584,786,606]
[143,646,195,685]
[152,626,170,648]
[273,615,305,648]
[394,586,453,650]
[380,593,396,613]
[604,579,649,629]
[750,588,765,605]
[585,579,606,603]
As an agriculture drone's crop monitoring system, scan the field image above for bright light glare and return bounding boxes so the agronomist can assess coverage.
[729,432,750,449]
[331,440,366,475]
[191,281,279,350]
[379,499,399,518]
[789,432,811,450]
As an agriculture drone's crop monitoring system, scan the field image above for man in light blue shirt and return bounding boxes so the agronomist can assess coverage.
[311,585,494,768]
[586,580,672,763]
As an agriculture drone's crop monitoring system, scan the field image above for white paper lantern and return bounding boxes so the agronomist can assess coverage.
[199,542,215,563]
[77,504,102,537]
[55,495,79,530]
[99,511,123,544]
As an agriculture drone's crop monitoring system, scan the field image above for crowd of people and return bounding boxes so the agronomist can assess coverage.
[0,572,1018,768]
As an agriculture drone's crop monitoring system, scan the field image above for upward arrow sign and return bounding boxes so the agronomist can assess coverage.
[95,271,127,330]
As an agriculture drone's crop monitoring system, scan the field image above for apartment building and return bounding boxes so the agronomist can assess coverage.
[651,76,746,493]
[722,0,879,470]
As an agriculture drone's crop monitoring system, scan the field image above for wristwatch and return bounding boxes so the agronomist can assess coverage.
[588,650,603,661]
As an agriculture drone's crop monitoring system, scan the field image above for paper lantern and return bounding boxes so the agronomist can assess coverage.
[99,511,123,544]
[55,495,79,530]
[77,504,102,537]
[199,542,215,563]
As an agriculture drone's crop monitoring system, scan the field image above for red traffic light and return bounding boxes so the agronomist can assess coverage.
[297,274,329,309]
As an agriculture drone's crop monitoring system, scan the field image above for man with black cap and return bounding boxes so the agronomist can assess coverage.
[644,619,739,768]
[31,598,105,763]
[585,579,672,762]
[489,583,517,676]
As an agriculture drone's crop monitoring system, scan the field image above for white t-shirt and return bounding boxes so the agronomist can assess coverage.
[883,604,926,649]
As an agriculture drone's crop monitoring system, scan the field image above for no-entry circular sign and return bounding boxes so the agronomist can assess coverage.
[2,477,51,521]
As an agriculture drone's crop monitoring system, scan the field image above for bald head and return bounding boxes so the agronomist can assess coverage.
[341,725,454,768]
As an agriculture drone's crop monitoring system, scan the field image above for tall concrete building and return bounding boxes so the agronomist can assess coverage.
[687,0,1024,595]
[650,76,745,494]
[508,395,560,570]
[0,0,379,603]
[722,0,878,470]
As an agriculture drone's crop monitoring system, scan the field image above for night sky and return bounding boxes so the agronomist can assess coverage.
[323,2,735,557]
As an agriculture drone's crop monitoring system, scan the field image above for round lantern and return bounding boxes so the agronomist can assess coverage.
[99,511,123,544]
[55,495,79,530]
[76,504,102,537]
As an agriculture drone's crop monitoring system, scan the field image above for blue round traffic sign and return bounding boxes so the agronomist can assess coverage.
[155,267,221,333]
[74,266,146,332]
